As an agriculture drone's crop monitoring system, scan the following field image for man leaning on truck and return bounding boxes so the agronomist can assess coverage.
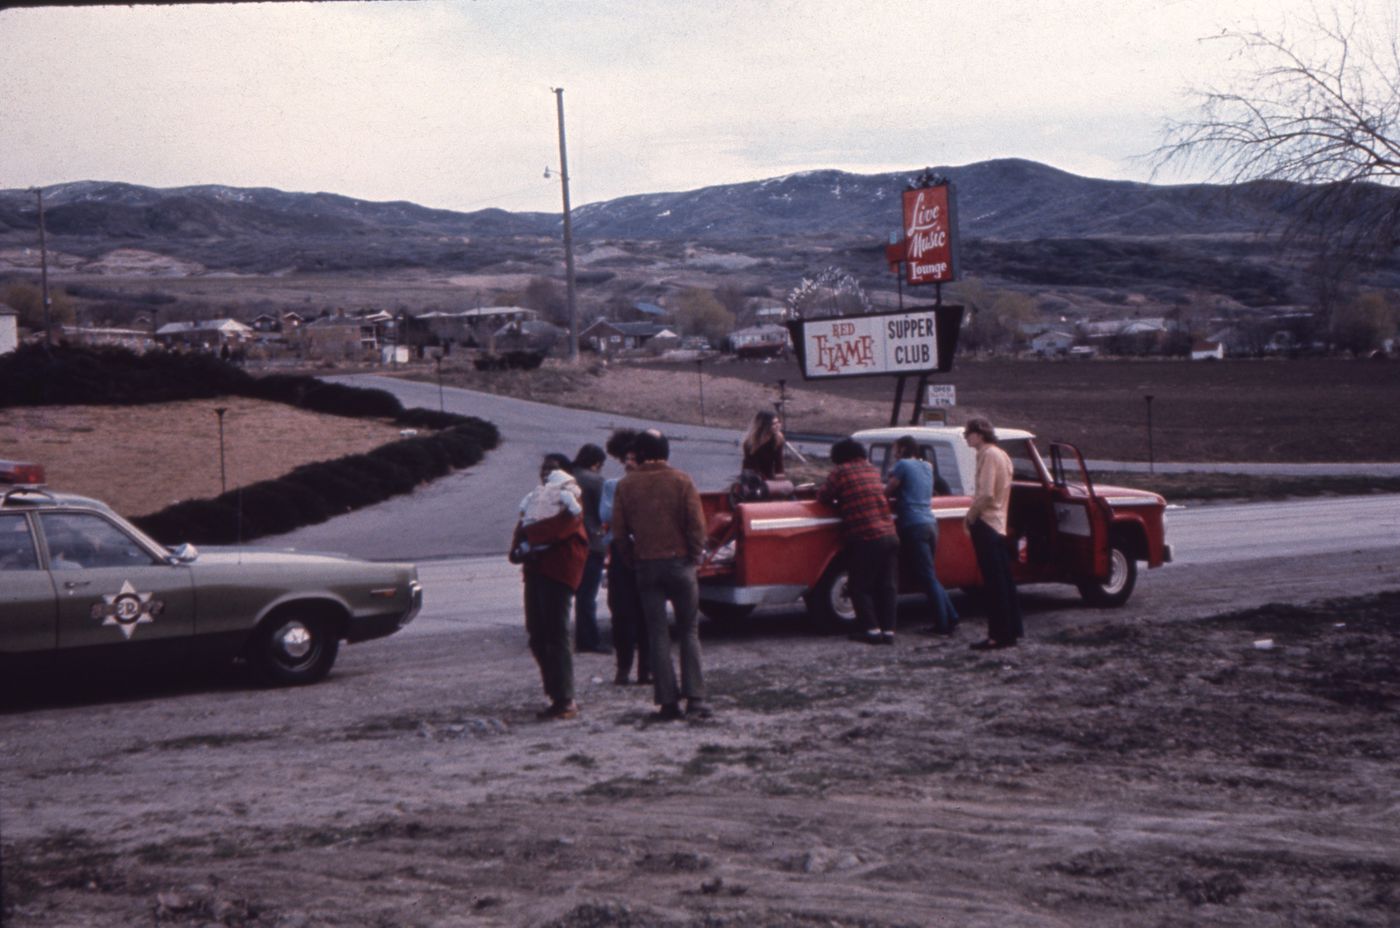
[963,417,1024,650]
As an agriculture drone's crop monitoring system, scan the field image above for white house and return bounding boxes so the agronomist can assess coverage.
[1030,329,1076,357]
[1190,339,1225,360]
[0,304,18,355]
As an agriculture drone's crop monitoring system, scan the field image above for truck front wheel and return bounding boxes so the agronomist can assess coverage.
[698,602,756,626]
[805,560,858,630]
[1077,541,1137,608]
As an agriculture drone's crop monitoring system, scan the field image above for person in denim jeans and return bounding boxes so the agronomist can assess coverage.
[886,435,960,635]
[610,430,710,721]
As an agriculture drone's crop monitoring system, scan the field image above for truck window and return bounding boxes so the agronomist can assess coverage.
[868,444,890,476]
[1000,439,1045,482]
[928,443,963,495]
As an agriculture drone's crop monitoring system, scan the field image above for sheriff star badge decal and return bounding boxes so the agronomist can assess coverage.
[91,580,164,640]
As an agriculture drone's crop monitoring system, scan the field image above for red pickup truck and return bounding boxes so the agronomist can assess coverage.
[696,425,1171,627]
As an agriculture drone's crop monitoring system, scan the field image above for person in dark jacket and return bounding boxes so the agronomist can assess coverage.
[571,443,610,654]
[600,428,650,686]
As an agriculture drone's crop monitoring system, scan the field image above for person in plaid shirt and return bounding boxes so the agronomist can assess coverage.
[818,438,900,644]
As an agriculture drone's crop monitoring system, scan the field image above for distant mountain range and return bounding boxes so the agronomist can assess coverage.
[3,161,1396,314]
[1,159,1304,251]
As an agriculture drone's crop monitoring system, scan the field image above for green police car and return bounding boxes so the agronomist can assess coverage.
[1,460,422,686]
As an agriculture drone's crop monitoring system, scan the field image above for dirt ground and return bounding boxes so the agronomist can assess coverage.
[0,400,404,518]
[2,559,1397,927]
[2,365,1397,927]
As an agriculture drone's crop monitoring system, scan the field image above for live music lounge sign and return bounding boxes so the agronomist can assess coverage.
[902,182,957,285]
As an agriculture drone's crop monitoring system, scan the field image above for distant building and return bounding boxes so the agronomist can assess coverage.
[493,318,566,354]
[581,320,678,353]
[251,313,281,333]
[728,323,790,358]
[419,306,538,348]
[1030,329,1076,357]
[301,312,380,360]
[1190,340,1225,361]
[154,318,254,350]
[0,304,17,355]
[60,325,155,353]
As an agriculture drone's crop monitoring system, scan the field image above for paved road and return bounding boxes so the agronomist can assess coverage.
[263,374,1400,563]
[263,375,755,560]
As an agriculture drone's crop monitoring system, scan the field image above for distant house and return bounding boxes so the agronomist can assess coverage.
[419,306,538,349]
[154,318,254,350]
[61,325,154,353]
[1030,329,1076,357]
[251,313,281,333]
[1190,340,1225,361]
[581,320,678,353]
[493,318,566,354]
[302,312,380,360]
[728,323,790,359]
[282,311,306,331]
[0,304,17,355]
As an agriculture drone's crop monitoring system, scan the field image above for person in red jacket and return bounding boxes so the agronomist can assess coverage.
[510,453,590,720]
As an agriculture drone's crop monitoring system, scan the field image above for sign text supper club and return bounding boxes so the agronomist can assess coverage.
[798,309,940,379]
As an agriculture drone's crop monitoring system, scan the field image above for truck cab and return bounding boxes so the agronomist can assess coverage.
[696,426,1171,627]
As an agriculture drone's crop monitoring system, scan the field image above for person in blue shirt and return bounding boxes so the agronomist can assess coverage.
[885,435,959,635]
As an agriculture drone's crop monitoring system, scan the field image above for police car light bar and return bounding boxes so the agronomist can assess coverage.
[0,460,46,485]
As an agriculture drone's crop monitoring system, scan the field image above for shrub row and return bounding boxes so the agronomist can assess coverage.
[131,422,492,544]
[0,345,501,545]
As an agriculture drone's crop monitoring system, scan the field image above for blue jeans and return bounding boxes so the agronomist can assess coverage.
[898,522,959,633]
[574,549,606,651]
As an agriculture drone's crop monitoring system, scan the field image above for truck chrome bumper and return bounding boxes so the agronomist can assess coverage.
[699,582,807,607]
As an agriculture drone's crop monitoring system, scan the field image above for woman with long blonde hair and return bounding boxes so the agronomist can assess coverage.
[741,410,786,479]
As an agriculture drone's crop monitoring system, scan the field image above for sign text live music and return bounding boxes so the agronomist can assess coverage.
[902,184,956,285]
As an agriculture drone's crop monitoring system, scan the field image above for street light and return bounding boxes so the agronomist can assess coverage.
[28,186,52,346]
[1144,394,1155,475]
[214,407,229,494]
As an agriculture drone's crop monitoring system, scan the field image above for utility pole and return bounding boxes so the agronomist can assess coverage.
[29,186,52,346]
[551,87,580,362]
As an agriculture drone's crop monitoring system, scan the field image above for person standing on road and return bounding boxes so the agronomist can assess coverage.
[819,438,900,645]
[886,435,959,635]
[600,428,650,686]
[571,443,611,655]
[963,418,1023,650]
[610,429,710,720]
[509,453,589,720]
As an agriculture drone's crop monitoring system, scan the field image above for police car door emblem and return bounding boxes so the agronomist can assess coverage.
[91,580,164,640]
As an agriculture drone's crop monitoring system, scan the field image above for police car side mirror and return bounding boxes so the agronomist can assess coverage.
[167,543,200,564]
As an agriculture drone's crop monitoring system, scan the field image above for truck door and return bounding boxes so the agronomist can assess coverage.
[1047,443,1110,580]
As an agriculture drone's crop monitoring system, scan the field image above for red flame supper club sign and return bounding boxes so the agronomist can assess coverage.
[787,305,964,380]
[902,182,958,285]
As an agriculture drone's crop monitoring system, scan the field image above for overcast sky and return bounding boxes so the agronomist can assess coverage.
[0,0,1387,213]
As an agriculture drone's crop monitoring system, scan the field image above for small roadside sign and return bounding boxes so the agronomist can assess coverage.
[926,383,956,407]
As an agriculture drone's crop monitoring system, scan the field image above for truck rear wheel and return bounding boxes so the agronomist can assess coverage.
[805,559,858,630]
[1077,540,1137,608]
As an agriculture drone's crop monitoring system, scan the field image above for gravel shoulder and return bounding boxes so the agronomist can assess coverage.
[3,548,1397,927]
